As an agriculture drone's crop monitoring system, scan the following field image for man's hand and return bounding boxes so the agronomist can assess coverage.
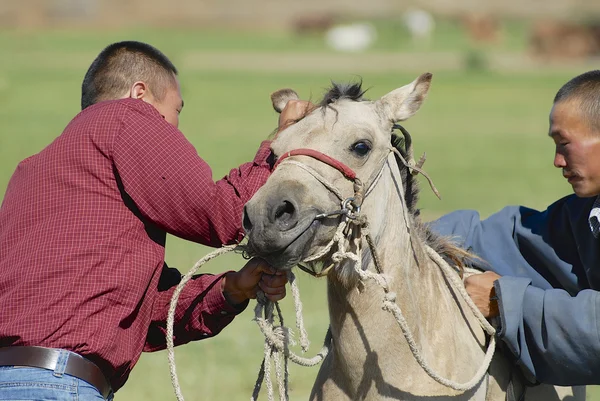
[222,258,287,305]
[464,271,501,318]
[277,100,316,134]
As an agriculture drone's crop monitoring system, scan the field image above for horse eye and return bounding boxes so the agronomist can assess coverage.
[350,141,371,157]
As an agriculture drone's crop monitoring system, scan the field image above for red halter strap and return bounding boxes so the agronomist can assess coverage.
[272,149,357,181]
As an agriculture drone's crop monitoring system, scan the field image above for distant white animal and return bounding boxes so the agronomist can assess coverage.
[325,23,377,52]
[403,9,435,42]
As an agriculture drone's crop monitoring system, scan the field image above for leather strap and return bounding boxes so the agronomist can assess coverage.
[0,346,112,399]
[273,148,358,181]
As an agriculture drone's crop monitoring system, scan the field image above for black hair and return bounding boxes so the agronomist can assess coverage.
[554,70,600,132]
[319,80,367,107]
[81,41,178,110]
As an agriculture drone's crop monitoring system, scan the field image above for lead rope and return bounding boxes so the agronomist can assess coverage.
[163,241,329,401]
[166,245,238,401]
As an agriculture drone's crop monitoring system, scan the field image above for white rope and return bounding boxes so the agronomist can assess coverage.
[289,272,310,352]
[278,160,345,201]
[381,292,495,391]
[166,245,237,401]
[251,273,332,401]
[253,278,331,367]
[302,218,348,263]
[263,338,274,400]
[426,246,496,336]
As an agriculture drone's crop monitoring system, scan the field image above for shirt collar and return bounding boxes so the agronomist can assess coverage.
[589,196,600,238]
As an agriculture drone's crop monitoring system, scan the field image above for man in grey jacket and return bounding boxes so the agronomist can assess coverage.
[431,70,600,387]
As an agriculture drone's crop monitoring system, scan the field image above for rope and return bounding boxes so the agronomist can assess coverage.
[391,147,441,200]
[251,274,331,401]
[253,275,331,367]
[278,160,345,201]
[166,245,238,401]
[289,272,310,352]
[164,245,330,401]
[426,246,496,336]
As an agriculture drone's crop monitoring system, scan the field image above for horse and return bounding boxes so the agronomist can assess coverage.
[242,73,584,400]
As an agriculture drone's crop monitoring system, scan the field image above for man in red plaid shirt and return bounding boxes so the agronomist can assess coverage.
[0,41,293,400]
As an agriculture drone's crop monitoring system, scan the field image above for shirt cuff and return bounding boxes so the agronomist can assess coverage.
[253,140,273,166]
[494,276,541,385]
[203,272,249,317]
[494,276,531,340]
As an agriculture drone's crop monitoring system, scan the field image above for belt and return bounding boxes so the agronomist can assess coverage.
[0,346,112,399]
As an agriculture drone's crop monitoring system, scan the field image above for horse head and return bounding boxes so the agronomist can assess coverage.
[242,73,432,275]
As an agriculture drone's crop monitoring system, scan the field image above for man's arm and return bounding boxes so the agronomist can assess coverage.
[430,200,583,290]
[111,103,272,246]
[144,259,286,351]
[429,196,600,385]
[493,276,600,385]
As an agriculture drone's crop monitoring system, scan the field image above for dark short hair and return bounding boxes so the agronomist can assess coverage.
[81,41,178,110]
[554,70,600,132]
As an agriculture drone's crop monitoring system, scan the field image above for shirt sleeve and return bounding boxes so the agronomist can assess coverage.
[494,276,600,386]
[111,104,272,246]
[429,197,600,385]
[143,264,248,351]
[429,201,580,289]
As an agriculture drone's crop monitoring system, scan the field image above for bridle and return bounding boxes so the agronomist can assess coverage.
[271,124,426,277]
[273,147,366,221]
[272,124,438,228]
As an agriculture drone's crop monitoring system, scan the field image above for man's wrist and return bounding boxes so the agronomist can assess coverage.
[222,272,248,306]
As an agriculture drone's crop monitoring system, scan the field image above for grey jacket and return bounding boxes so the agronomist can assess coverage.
[430,194,600,386]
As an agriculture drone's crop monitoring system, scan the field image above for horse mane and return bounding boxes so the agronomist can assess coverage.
[320,81,473,271]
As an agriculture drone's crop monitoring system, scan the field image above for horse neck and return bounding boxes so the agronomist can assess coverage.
[327,158,438,342]
[325,158,486,392]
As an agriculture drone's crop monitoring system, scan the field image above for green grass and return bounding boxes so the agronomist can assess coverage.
[0,24,597,400]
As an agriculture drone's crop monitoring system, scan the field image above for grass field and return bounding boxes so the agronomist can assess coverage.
[0,21,597,400]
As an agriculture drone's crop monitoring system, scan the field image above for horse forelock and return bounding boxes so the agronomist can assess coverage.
[280,81,367,129]
[319,80,368,108]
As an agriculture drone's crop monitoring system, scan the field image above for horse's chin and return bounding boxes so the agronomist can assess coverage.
[248,220,320,270]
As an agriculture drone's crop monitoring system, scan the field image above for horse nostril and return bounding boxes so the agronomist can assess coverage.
[242,206,253,233]
[274,200,297,230]
[275,201,294,219]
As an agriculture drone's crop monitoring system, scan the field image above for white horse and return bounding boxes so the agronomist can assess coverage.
[243,74,584,401]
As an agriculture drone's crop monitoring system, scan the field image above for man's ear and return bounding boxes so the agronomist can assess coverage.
[128,81,149,100]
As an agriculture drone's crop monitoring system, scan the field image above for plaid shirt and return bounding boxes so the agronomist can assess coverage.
[589,196,600,238]
[0,99,272,391]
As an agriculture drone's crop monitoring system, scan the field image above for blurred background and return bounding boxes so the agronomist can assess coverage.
[1,0,599,399]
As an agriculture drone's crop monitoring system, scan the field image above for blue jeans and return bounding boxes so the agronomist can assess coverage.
[0,350,113,401]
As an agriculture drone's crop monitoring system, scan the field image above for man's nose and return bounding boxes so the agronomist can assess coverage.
[553,152,566,168]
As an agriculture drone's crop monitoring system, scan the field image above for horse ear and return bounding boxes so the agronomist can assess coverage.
[375,73,432,122]
[271,89,300,113]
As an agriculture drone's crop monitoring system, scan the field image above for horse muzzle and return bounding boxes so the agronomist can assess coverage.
[242,195,324,269]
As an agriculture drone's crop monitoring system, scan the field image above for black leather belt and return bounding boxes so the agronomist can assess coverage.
[0,346,112,399]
